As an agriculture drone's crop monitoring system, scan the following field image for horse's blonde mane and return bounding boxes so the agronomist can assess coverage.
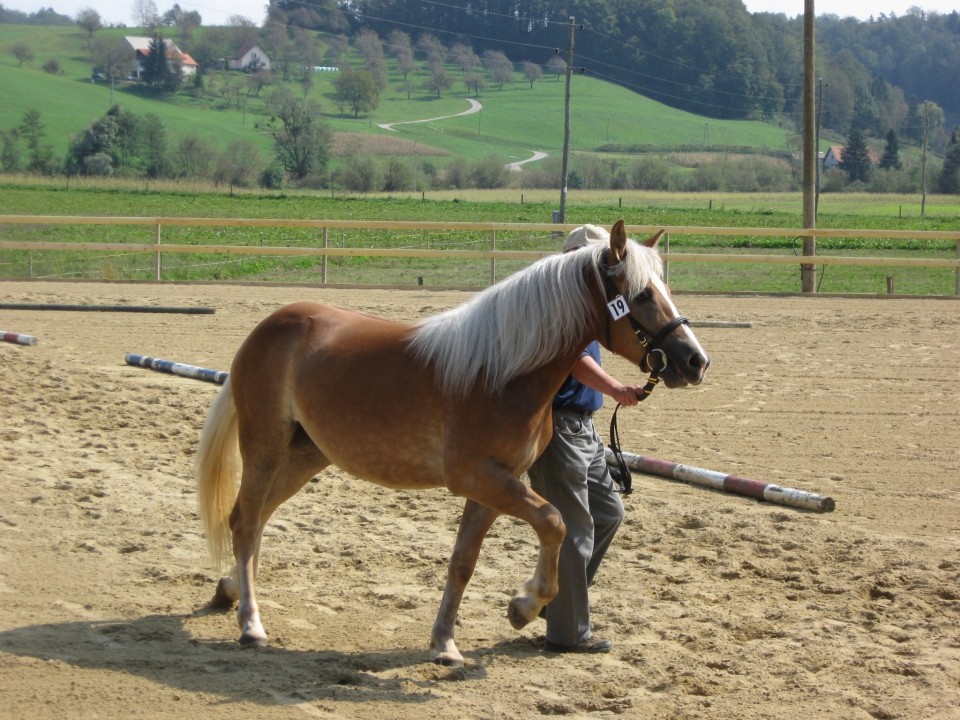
[409,238,662,395]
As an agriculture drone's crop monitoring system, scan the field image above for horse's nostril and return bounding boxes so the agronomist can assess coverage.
[691,353,710,372]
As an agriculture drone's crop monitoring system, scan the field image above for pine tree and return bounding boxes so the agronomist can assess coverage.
[939,127,960,194]
[839,129,873,183]
[879,129,902,170]
[141,33,170,92]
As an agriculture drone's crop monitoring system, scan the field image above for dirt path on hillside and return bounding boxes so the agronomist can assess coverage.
[1,281,958,719]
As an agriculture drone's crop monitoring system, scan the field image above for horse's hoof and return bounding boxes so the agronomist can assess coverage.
[432,653,465,669]
[507,598,533,630]
[239,632,268,648]
[208,578,238,610]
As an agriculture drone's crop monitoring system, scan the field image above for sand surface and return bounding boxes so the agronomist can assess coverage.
[1,281,958,719]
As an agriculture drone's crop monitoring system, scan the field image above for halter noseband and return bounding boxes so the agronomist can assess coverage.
[599,249,689,397]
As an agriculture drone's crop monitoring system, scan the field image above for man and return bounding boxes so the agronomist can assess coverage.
[527,224,644,654]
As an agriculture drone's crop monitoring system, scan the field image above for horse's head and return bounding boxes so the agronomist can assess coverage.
[597,220,709,389]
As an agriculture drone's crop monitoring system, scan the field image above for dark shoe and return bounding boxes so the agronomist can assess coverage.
[544,637,612,654]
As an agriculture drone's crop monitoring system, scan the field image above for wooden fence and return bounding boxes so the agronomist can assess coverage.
[1,215,958,293]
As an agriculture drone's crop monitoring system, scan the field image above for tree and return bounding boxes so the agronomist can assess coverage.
[879,129,903,170]
[65,115,120,175]
[18,109,55,174]
[11,43,34,67]
[333,68,379,117]
[213,140,261,191]
[546,56,566,80]
[300,67,314,99]
[521,60,542,88]
[140,112,167,178]
[266,88,332,181]
[0,130,21,172]
[449,42,479,75]
[133,0,159,28]
[92,38,135,105]
[839,129,873,183]
[425,66,452,98]
[939,127,960,194]
[482,50,513,90]
[141,33,170,91]
[75,7,102,43]
[172,134,216,179]
[463,72,485,96]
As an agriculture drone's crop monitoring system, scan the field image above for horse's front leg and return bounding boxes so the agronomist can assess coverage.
[506,499,565,630]
[431,499,499,667]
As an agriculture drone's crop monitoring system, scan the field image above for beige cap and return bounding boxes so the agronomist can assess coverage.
[563,224,610,252]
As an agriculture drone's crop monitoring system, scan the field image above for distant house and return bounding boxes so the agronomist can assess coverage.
[229,43,271,72]
[822,144,879,170]
[124,36,198,78]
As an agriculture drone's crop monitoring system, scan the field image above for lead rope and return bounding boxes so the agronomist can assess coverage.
[608,403,632,494]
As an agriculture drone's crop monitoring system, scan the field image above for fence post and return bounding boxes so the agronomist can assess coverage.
[490,230,497,286]
[322,226,329,285]
[663,232,670,285]
[956,239,959,296]
[154,222,161,280]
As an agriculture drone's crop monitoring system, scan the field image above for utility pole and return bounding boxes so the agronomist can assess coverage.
[801,0,817,292]
[921,101,930,218]
[815,77,824,220]
[558,16,576,223]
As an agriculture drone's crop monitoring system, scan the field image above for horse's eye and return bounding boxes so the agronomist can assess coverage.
[634,288,652,303]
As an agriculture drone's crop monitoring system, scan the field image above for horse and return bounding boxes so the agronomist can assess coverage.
[195,219,709,667]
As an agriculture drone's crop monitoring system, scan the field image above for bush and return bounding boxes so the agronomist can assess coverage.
[628,157,673,190]
[83,152,113,176]
[260,162,284,189]
[337,154,380,191]
[382,157,414,191]
[42,58,60,75]
[470,154,509,189]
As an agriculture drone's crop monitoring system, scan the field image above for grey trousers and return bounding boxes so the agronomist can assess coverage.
[527,410,625,646]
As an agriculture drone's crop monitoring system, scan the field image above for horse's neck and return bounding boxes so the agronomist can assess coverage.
[509,318,605,413]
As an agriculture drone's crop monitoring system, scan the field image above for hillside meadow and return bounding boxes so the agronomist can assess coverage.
[2,23,796,170]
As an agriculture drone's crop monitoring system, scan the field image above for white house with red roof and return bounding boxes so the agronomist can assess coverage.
[124,36,198,79]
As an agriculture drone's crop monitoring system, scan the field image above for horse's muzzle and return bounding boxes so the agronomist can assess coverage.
[662,349,710,388]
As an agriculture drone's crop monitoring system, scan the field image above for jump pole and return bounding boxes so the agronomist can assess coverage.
[605,449,835,513]
[125,353,228,385]
[1,330,38,346]
[0,303,215,314]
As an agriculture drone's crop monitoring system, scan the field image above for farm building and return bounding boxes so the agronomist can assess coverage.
[822,144,879,169]
[123,36,198,78]
[228,43,271,72]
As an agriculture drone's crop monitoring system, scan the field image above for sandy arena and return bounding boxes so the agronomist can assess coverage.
[1,280,958,719]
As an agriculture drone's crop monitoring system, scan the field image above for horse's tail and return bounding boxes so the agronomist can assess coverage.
[195,376,240,571]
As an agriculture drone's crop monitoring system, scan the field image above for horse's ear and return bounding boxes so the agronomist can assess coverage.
[610,219,628,263]
[642,229,666,249]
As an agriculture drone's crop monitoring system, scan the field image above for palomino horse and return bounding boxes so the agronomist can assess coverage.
[196,219,709,667]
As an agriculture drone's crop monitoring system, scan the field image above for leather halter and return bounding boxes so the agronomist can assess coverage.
[599,249,689,397]
[599,248,689,495]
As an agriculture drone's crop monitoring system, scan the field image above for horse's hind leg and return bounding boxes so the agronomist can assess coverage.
[229,429,328,647]
[431,500,499,667]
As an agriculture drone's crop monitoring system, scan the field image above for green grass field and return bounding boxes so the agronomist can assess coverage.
[1,181,957,295]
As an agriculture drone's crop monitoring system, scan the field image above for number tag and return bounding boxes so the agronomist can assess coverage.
[607,295,630,320]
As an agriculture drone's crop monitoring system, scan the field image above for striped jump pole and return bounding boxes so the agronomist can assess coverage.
[0,304,215,314]
[1,330,38,346]
[605,449,835,513]
[125,353,228,385]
